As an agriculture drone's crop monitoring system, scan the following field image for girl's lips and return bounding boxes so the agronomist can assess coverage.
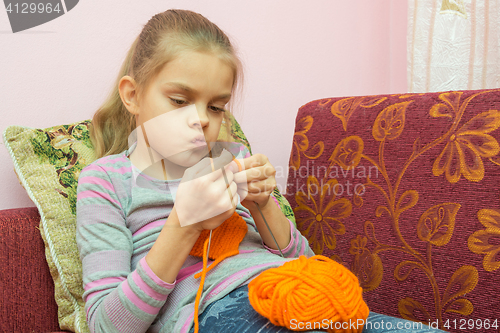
[191,135,207,147]
[192,140,207,147]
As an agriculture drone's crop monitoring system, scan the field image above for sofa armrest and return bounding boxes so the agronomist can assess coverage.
[0,207,71,333]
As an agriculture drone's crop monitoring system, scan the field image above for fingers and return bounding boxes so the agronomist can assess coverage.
[214,168,234,190]
[211,149,234,170]
[233,167,264,183]
[232,191,239,209]
[237,178,276,198]
[184,157,212,178]
[225,159,241,174]
[245,179,276,193]
[205,150,237,182]
[231,154,275,204]
[176,174,237,227]
[184,150,236,182]
[240,153,267,170]
[214,178,238,212]
[239,189,274,203]
[227,181,238,208]
[233,162,275,184]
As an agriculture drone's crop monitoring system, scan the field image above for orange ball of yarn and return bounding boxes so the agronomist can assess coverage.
[248,255,369,333]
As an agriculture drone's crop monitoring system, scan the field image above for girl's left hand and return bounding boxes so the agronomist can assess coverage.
[232,153,277,211]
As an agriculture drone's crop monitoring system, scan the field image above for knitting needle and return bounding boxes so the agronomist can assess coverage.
[206,143,216,265]
[206,230,212,266]
[254,202,284,258]
[230,156,284,258]
[207,150,285,263]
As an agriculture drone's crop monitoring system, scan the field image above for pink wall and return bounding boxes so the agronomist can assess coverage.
[0,0,407,210]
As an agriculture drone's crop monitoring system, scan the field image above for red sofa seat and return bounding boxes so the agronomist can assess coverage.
[0,207,70,333]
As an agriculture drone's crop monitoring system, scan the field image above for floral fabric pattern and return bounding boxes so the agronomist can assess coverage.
[285,89,500,333]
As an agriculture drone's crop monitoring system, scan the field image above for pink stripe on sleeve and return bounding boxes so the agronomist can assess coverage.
[132,220,166,237]
[84,290,101,303]
[121,280,160,315]
[176,262,204,283]
[82,164,105,173]
[103,155,128,164]
[139,257,175,289]
[239,249,255,254]
[182,313,194,333]
[84,162,132,175]
[298,234,306,256]
[100,165,133,175]
[78,176,114,192]
[239,210,251,218]
[131,270,167,301]
[84,276,125,291]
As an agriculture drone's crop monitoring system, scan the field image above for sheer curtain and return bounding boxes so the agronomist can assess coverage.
[408,0,500,92]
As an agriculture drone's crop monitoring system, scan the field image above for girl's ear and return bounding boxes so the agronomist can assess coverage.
[119,75,141,115]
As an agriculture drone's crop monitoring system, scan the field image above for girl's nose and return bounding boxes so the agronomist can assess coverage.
[192,105,209,128]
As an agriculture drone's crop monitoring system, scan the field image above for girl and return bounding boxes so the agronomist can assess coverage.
[76,9,445,333]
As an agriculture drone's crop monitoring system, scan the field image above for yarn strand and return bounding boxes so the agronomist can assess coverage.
[193,236,210,333]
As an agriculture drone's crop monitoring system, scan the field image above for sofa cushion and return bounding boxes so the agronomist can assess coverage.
[0,207,69,333]
[285,89,500,333]
[3,115,295,333]
[4,120,94,333]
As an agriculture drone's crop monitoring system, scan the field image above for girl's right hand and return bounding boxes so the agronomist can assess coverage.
[174,150,239,232]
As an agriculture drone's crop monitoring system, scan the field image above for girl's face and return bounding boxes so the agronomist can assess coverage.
[132,50,234,174]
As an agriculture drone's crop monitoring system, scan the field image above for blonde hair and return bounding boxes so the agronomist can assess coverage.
[90,9,243,158]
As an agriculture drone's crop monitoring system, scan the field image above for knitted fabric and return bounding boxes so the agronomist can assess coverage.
[189,212,248,276]
[190,155,247,276]
[191,211,248,332]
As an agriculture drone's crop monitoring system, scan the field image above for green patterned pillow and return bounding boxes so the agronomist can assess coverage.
[3,115,294,333]
[4,120,95,333]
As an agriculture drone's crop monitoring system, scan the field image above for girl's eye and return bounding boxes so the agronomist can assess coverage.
[209,106,226,113]
[169,98,187,106]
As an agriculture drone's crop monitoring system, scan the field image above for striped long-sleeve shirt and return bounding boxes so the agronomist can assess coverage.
[76,143,315,333]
